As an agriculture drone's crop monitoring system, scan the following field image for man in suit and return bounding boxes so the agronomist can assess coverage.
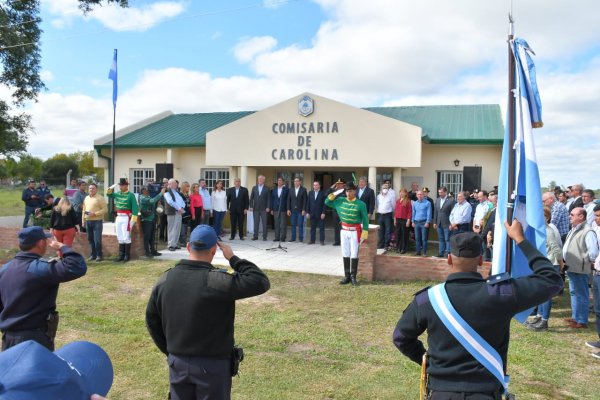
[249,175,271,241]
[270,177,289,242]
[357,176,375,220]
[568,184,584,213]
[307,181,326,245]
[433,186,456,258]
[287,177,308,242]
[226,178,249,240]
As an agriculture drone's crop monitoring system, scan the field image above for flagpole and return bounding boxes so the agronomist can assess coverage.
[109,49,118,222]
[505,14,516,274]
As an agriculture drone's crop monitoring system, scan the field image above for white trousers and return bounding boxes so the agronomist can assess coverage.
[115,214,132,244]
[341,229,359,258]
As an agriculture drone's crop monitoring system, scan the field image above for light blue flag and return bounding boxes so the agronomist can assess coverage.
[108,49,118,109]
[492,38,546,323]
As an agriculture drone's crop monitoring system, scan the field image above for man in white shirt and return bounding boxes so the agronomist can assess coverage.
[376,183,395,249]
[164,179,186,251]
[449,192,472,234]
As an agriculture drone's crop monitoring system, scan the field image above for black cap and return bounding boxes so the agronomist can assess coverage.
[345,181,357,191]
[118,178,129,185]
[450,232,482,258]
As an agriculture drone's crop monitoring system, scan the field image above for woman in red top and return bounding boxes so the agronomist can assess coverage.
[189,183,204,231]
[393,188,412,253]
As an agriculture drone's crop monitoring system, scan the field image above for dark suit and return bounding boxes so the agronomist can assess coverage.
[568,196,584,213]
[287,186,308,241]
[357,186,375,217]
[250,184,271,240]
[227,186,249,239]
[307,190,326,244]
[271,186,289,241]
[433,196,456,256]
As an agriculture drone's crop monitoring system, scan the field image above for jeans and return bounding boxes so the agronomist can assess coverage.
[212,211,225,238]
[377,213,393,248]
[86,220,104,258]
[23,205,37,228]
[592,273,600,336]
[538,265,560,319]
[437,225,450,256]
[290,210,304,241]
[414,221,429,253]
[566,271,589,324]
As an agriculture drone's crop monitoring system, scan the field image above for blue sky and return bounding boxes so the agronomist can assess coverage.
[14,0,600,189]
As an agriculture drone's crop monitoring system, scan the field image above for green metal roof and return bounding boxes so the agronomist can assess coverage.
[365,104,503,144]
[95,104,503,149]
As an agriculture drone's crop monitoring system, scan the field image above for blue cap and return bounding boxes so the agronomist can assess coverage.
[189,224,218,251]
[18,226,52,246]
[0,340,114,399]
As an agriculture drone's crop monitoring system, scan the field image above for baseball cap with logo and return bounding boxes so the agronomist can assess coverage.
[450,232,482,258]
[0,340,113,399]
[189,224,218,251]
[18,226,52,246]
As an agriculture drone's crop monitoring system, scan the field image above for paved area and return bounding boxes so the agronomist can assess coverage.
[155,237,345,276]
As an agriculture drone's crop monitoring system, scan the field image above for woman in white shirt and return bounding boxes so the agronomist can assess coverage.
[211,180,227,240]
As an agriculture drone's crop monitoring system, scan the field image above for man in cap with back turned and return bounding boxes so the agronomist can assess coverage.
[145,224,270,400]
[393,221,562,399]
[325,181,369,286]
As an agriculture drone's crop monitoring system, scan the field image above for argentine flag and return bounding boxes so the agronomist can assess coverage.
[492,38,546,323]
[108,49,118,109]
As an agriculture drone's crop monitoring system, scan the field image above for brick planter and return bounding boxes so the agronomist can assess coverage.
[0,224,144,260]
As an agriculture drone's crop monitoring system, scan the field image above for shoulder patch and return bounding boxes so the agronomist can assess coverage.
[207,269,234,291]
[413,286,431,296]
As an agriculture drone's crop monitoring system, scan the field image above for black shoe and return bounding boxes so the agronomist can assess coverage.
[414,251,421,256]
[308,241,315,244]
[400,250,406,254]
[151,251,162,256]
[87,256,96,261]
[240,237,245,240]
[95,257,103,262]
[351,276,358,286]
[168,247,177,251]
[263,238,267,241]
[229,236,235,240]
[288,239,295,243]
[333,242,340,246]
[339,276,351,285]
[273,238,280,242]
[320,241,325,245]
[252,237,258,241]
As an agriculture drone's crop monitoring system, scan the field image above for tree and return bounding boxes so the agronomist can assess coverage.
[547,180,557,192]
[41,157,79,185]
[13,155,43,183]
[66,150,103,177]
[0,1,128,157]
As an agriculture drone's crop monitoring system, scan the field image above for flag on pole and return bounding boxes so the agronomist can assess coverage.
[492,38,545,323]
[108,49,118,109]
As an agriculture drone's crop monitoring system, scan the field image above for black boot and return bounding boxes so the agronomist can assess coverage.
[116,244,125,262]
[339,257,351,284]
[123,243,131,262]
[350,258,359,286]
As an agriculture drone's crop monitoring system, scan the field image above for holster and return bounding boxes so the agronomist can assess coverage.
[230,345,244,377]
[46,311,59,344]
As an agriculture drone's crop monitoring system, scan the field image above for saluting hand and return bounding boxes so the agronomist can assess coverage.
[217,241,234,260]
[48,239,65,250]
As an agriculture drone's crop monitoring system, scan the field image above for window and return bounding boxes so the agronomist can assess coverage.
[131,169,154,194]
[275,171,304,187]
[202,168,230,193]
[376,172,393,193]
[438,171,463,196]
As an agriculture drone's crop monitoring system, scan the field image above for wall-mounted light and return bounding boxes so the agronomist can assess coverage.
[137,159,142,165]
[453,159,460,167]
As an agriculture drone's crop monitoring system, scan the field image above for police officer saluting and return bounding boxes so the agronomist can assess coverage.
[145,225,270,400]
[0,226,87,351]
[393,220,562,399]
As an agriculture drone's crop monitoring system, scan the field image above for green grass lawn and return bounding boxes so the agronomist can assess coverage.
[0,186,27,217]
[48,259,600,400]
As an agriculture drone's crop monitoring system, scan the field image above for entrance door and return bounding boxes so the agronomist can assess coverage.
[313,171,356,229]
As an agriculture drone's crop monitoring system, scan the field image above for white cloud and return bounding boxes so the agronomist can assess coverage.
[28,0,600,188]
[40,70,54,82]
[44,0,186,32]
[233,36,278,63]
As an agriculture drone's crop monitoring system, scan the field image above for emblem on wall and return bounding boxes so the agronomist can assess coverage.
[298,95,314,117]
